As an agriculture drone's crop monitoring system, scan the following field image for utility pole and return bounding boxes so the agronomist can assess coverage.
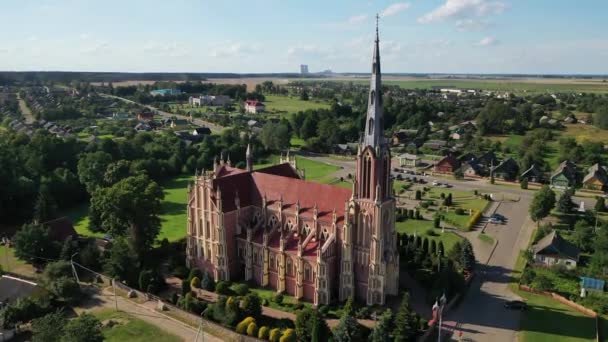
[70,253,80,283]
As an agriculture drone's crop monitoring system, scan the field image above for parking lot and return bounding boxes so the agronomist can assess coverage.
[0,275,38,306]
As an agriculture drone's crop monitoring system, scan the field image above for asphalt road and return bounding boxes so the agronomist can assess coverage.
[99,94,225,132]
[303,154,597,342]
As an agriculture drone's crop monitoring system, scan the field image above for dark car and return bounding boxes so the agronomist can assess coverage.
[504,300,527,310]
[491,213,506,222]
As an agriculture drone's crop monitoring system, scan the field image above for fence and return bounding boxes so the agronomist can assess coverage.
[72,262,262,342]
[518,285,597,317]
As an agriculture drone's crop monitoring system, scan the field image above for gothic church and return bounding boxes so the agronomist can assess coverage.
[186,22,399,306]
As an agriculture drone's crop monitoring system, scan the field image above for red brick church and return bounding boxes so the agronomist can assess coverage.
[186,22,399,306]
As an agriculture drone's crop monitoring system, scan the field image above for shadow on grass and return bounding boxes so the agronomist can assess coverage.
[161,201,186,216]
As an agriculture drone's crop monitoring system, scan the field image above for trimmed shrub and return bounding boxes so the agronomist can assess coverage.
[258,326,270,340]
[262,298,269,306]
[247,322,258,337]
[455,208,465,215]
[188,268,203,282]
[269,328,281,342]
[434,217,440,228]
[234,283,249,296]
[190,276,200,289]
[236,317,256,334]
[293,302,304,310]
[279,328,296,342]
[201,272,215,291]
[215,281,230,295]
[426,228,438,237]
[273,293,284,304]
[466,210,482,230]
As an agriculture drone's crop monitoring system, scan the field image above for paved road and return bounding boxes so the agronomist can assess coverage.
[304,154,597,342]
[99,94,225,132]
[76,286,221,342]
[17,93,35,124]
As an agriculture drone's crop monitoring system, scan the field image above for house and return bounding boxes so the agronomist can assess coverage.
[112,112,130,120]
[520,164,545,183]
[477,151,498,169]
[192,127,212,136]
[491,157,520,181]
[531,231,580,269]
[391,129,417,146]
[334,143,357,155]
[582,163,608,192]
[134,122,152,132]
[170,119,189,130]
[137,112,154,121]
[150,89,182,96]
[434,154,461,174]
[244,100,265,114]
[397,153,420,167]
[189,95,232,107]
[461,161,484,178]
[551,160,578,189]
[580,277,604,297]
[422,139,447,151]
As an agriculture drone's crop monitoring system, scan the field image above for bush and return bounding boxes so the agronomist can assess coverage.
[421,202,430,209]
[201,272,215,291]
[273,293,284,304]
[262,298,269,306]
[426,228,438,237]
[242,293,263,319]
[280,328,296,342]
[215,281,230,295]
[415,190,422,200]
[190,276,200,289]
[173,266,189,279]
[293,302,304,310]
[234,283,249,296]
[455,208,465,215]
[319,305,329,315]
[269,328,281,342]
[188,268,203,282]
[181,279,191,295]
[258,326,270,340]
[236,317,256,334]
[466,210,482,230]
[247,322,258,337]
[433,217,440,228]
[520,178,529,189]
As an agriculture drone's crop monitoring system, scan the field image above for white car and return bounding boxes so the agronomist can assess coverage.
[432,180,440,186]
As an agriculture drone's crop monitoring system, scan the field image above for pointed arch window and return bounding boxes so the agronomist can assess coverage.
[285,220,295,232]
[321,228,329,241]
[303,223,311,236]
[370,90,375,104]
[269,215,278,229]
[368,118,374,135]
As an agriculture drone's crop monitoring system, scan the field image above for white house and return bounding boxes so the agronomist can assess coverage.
[244,100,265,114]
[189,95,232,107]
[531,231,580,269]
[397,153,420,167]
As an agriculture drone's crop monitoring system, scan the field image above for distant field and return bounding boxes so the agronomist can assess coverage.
[296,77,608,94]
[560,123,608,144]
[264,95,329,114]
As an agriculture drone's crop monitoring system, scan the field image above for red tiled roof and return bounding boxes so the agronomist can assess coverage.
[256,163,300,179]
[245,100,264,106]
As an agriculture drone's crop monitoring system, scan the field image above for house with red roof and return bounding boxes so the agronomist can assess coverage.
[186,23,399,307]
[434,154,461,175]
[244,100,265,114]
[137,111,154,121]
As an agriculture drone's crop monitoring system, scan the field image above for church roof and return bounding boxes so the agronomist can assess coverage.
[211,162,351,222]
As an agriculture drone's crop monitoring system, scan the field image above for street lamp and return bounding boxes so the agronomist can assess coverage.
[433,293,447,342]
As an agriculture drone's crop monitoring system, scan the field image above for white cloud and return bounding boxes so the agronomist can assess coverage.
[348,14,368,24]
[455,18,490,31]
[81,41,110,54]
[474,36,498,46]
[380,3,411,17]
[208,41,259,58]
[418,0,507,24]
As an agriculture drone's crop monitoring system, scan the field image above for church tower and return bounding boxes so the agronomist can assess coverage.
[340,16,399,305]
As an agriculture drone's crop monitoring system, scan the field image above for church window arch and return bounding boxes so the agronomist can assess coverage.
[304,263,311,281]
[252,211,261,226]
[286,258,293,276]
[321,228,329,241]
[303,223,311,236]
[368,118,374,135]
[285,220,295,232]
[268,215,278,229]
[370,90,375,104]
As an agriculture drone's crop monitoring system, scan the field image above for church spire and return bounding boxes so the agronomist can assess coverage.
[246,143,253,172]
[363,14,384,148]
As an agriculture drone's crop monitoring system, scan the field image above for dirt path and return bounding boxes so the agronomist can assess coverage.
[17,93,35,124]
[75,286,221,342]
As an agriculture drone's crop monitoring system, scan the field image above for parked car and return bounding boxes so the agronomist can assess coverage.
[491,213,506,222]
[432,180,440,186]
[504,300,527,310]
[489,217,502,224]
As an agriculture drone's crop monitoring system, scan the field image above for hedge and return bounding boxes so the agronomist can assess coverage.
[467,210,482,230]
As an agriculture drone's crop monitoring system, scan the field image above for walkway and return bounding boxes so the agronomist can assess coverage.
[75,286,221,342]
[17,93,35,124]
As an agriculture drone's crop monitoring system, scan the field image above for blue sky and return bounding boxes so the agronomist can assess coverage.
[0,0,607,74]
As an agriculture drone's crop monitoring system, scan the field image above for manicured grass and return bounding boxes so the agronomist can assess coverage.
[478,233,494,244]
[518,291,596,342]
[0,245,35,277]
[395,220,462,252]
[230,283,313,313]
[158,175,190,242]
[296,156,340,182]
[94,309,181,342]
[264,95,329,114]
[290,137,305,148]
[423,187,488,230]
[65,174,191,242]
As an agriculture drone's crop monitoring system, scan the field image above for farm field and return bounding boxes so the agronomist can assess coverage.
[263,94,329,114]
[94,309,182,342]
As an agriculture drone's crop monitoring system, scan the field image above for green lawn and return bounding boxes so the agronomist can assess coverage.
[423,187,488,230]
[0,245,35,277]
[264,95,329,114]
[94,309,181,342]
[290,137,305,148]
[478,233,494,244]
[518,292,596,342]
[66,174,191,242]
[230,283,313,313]
[395,220,462,252]
[295,156,340,182]
[158,175,190,242]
